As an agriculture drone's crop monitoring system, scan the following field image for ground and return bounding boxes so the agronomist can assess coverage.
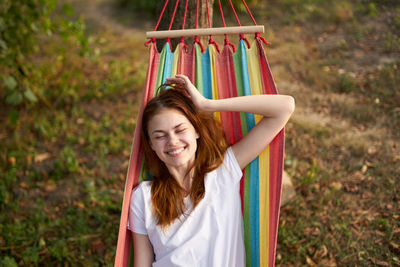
[0,0,399,266]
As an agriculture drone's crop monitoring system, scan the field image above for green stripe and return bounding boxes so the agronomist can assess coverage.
[233,47,252,267]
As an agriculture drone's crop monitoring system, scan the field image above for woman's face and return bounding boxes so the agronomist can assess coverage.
[147,108,199,172]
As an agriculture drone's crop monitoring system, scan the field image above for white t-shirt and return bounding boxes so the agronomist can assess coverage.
[128,147,245,267]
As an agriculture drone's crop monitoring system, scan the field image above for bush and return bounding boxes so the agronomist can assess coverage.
[0,0,89,109]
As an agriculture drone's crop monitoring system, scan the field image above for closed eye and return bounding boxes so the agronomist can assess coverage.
[176,128,186,133]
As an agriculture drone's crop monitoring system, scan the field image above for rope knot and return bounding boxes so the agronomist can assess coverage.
[240,33,251,49]
[193,36,204,53]
[208,37,220,53]
[255,33,271,46]
[144,38,156,47]
[224,36,236,53]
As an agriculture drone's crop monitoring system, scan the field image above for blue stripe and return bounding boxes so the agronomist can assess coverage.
[201,47,212,100]
[162,43,174,84]
[240,40,260,267]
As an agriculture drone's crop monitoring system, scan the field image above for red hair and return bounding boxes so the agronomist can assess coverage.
[141,84,228,229]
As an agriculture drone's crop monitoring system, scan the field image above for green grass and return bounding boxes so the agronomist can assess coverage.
[1,0,399,266]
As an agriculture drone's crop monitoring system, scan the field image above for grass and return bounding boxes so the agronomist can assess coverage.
[1,0,399,266]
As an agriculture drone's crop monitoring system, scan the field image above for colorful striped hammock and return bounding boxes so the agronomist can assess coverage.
[115,38,284,267]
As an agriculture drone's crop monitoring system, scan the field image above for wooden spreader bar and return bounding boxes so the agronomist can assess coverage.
[146,25,264,39]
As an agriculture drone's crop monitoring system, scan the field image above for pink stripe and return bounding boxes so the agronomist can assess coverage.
[114,43,160,267]
[178,43,195,80]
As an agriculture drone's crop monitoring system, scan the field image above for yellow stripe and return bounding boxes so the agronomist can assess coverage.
[171,45,179,77]
[208,45,221,122]
[246,40,269,265]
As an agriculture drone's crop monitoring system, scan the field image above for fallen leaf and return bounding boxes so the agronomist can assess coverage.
[331,182,342,190]
[361,165,368,173]
[313,244,328,260]
[306,256,318,267]
[35,153,51,163]
[389,241,400,254]
[319,258,337,267]
[370,257,390,266]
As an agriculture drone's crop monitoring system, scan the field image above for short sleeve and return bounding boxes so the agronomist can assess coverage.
[218,147,243,184]
[127,184,148,235]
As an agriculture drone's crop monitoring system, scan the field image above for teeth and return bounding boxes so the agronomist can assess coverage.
[167,148,184,155]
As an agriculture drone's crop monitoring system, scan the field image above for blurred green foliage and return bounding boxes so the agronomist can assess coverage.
[117,0,259,14]
[0,0,89,109]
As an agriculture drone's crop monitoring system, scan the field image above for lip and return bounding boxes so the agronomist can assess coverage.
[165,146,186,157]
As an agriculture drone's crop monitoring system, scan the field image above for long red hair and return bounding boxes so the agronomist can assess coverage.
[141,84,228,229]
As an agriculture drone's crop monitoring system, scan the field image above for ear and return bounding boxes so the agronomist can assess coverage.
[195,131,200,139]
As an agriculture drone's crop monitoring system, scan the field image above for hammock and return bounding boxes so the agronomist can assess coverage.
[115,1,284,266]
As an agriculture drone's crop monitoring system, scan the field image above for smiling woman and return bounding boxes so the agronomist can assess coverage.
[127,74,295,267]
[147,109,200,182]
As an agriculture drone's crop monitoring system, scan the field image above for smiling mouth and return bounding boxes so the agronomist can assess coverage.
[166,147,185,156]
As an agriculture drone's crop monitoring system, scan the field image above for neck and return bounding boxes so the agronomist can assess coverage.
[166,162,195,193]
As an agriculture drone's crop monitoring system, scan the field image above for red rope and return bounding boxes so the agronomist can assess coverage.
[194,36,205,53]
[192,0,204,52]
[206,0,220,53]
[228,0,241,26]
[181,0,188,30]
[168,0,180,30]
[241,0,257,25]
[255,32,271,46]
[179,0,189,49]
[195,0,199,29]
[228,0,251,48]
[241,0,268,43]
[240,33,251,48]
[145,0,170,45]
[217,0,227,28]
[163,0,180,51]
[155,0,170,30]
[218,0,235,52]
[206,0,212,28]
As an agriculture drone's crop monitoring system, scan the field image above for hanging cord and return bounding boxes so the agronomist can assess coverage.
[228,0,250,49]
[206,0,220,53]
[241,0,270,45]
[193,0,205,53]
[145,0,170,46]
[179,0,189,50]
[163,0,181,51]
[217,0,235,52]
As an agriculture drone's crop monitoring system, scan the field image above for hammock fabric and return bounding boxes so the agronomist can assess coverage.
[114,38,284,267]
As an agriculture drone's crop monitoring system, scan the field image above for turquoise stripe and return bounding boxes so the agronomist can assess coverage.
[201,47,212,100]
[240,40,260,267]
[162,43,174,84]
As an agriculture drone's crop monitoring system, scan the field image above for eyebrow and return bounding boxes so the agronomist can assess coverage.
[151,123,185,135]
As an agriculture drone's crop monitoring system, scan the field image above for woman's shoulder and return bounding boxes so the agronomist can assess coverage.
[131,181,152,200]
[136,180,152,189]
[212,147,243,185]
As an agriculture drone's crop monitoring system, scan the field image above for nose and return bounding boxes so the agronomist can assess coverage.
[167,133,179,145]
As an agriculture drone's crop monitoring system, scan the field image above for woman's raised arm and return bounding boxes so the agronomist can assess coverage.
[166,75,295,169]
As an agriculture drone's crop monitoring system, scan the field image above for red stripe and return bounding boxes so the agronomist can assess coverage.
[115,43,160,267]
[215,45,245,212]
[256,39,284,267]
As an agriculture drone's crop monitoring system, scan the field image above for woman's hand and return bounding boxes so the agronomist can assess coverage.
[165,74,211,112]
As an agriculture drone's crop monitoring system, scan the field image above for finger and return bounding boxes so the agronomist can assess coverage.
[175,74,190,83]
[166,78,184,84]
